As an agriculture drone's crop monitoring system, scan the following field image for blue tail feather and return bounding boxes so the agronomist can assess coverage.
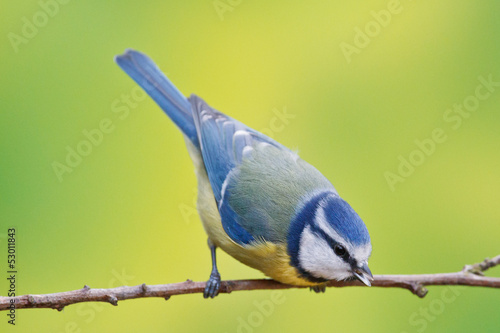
[114,49,199,146]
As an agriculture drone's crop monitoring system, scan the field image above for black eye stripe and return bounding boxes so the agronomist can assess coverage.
[308,224,350,262]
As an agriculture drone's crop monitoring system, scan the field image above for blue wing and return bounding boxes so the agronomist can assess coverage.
[189,95,291,244]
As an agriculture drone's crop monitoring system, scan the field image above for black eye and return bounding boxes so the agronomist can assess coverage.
[334,244,346,257]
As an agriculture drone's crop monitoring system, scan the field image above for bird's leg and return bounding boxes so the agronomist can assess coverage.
[310,284,327,293]
[203,239,221,298]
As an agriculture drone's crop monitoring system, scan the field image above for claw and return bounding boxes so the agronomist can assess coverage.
[204,272,221,298]
[310,285,326,293]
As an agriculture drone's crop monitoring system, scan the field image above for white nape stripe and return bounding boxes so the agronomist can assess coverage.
[314,201,353,254]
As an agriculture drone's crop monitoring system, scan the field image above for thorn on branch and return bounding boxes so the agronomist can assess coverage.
[107,295,118,306]
[416,285,428,298]
[141,283,147,294]
[82,285,91,292]
[408,282,428,298]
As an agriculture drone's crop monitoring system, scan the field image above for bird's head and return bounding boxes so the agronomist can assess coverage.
[288,191,373,286]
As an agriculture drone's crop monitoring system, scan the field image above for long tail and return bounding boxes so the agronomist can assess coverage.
[114,49,198,146]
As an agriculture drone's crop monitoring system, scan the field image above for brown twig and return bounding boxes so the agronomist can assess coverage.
[1,255,499,311]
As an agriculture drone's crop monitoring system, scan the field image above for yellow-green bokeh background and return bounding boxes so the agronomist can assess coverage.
[1,1,499,332]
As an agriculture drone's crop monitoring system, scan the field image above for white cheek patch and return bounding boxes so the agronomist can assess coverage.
[298,226,352,281]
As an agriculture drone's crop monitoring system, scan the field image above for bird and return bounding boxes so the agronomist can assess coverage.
[115,49,373,298]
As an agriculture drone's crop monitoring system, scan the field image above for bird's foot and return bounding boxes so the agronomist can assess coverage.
[203,272,221,299]
[310,285,326,293]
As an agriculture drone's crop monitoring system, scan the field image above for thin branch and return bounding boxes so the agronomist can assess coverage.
[1,255,499,311]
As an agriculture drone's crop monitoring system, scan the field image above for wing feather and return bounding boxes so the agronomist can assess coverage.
[189,95,334,245]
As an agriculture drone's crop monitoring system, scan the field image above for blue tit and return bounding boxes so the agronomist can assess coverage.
[115,49,373,298]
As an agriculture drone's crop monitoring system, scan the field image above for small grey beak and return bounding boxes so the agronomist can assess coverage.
[352,263,373,287]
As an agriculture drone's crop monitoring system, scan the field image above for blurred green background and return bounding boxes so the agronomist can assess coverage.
[1,1,499,332]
